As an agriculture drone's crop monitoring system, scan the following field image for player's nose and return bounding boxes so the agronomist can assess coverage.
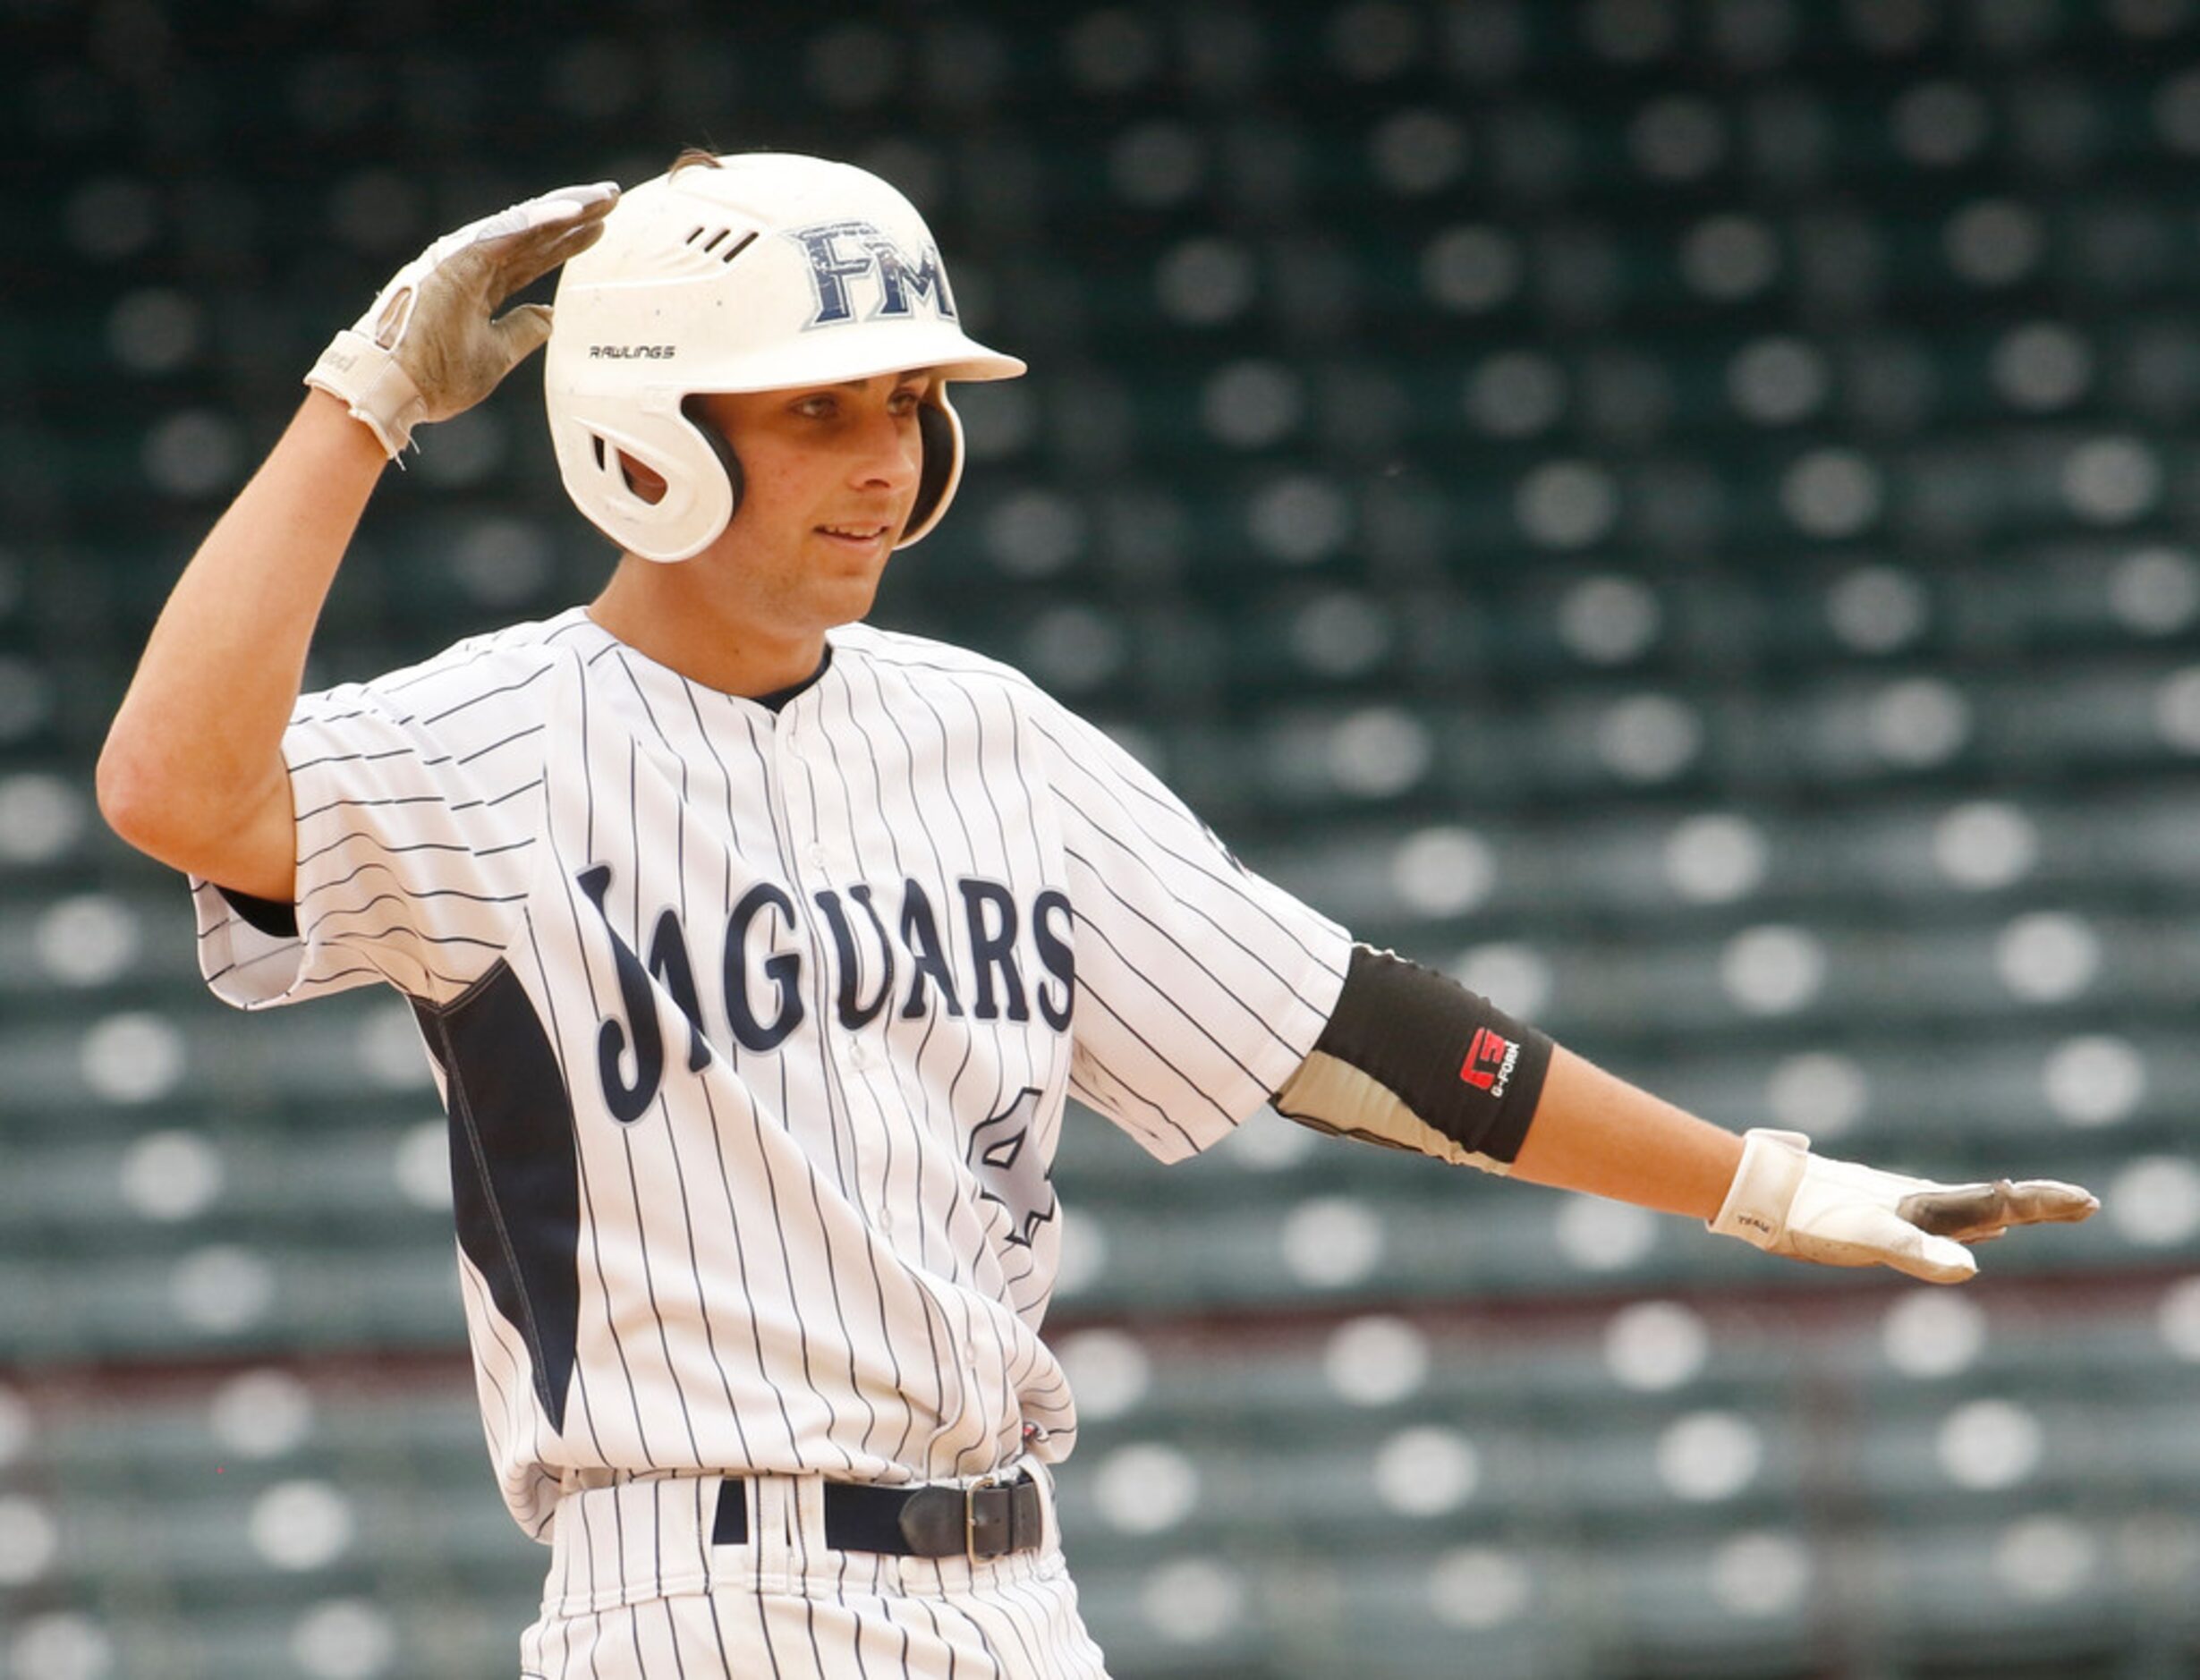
[846,403,922,494]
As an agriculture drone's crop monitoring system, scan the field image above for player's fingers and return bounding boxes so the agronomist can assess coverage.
[490,216,612,301]
[1890,1235,1980,1284]
[434,216,601,322]
[1784,1199,1975,1281]
[1897,1179,2097,1241]
[1847,1205,1978,1284]
[1896,1181,2012,1241]
[466,182,622,247]
[487,302,556,369]
[518,180,621,225]
[2002,1179,2101,1226]
[1831,1203,1978,1282]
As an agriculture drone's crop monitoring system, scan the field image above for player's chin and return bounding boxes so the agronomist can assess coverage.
[809,569,888,628]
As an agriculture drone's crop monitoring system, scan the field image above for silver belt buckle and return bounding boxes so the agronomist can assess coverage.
[964,1473,1000,1564]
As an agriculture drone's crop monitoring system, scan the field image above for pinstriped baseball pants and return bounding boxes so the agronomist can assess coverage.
[519,1467,1113,1678]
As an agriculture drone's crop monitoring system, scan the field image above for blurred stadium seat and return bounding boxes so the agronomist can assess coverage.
[13,0,2200,1673]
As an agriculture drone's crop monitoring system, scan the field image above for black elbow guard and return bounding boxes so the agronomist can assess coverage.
[1273,944,1553,1171]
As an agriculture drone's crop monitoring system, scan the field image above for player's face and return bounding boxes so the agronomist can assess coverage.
[686,373,931,633]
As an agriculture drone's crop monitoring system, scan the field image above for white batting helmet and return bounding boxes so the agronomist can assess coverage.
[544,151,1025,564]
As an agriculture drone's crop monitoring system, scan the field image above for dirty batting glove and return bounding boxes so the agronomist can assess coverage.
[1709,1128,2098,1285]
[305,181,619,459]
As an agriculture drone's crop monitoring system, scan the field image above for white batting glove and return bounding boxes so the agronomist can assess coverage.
[1709,1128,2098,1285]
[305,181,620,458]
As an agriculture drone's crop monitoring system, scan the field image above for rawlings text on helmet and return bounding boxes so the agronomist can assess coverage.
[790,221,959,327]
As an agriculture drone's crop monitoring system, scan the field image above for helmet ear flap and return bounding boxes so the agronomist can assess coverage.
[900,395,965,549]
[678,395,745,530]
[547,403,736,564]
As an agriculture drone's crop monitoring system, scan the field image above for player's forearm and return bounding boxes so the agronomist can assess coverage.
[1271,948,1741,1214]
[1276,946,2094,1283]
[1507,1043,1746,1220]
[98,392,385,860]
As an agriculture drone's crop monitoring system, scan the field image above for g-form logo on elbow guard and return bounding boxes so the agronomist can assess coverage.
[1460,1027,1521,1098]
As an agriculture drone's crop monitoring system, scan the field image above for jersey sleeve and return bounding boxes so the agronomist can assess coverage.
[1033,698,1353,1162]
[191,666,548,1011]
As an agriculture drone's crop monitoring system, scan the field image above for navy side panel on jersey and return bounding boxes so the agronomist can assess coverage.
[415,960,582,1433]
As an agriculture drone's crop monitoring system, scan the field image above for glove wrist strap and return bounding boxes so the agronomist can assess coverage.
[1708,1127,1813,1251]
[304,329,426,460]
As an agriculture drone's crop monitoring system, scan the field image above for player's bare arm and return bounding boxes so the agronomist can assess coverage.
[1274,944,2096,1285]
[97,183,618,903]
[97,396,384,901]
[1509,1044,1745,1218]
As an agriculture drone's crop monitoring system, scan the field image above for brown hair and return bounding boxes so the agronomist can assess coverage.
[668,148,723,174]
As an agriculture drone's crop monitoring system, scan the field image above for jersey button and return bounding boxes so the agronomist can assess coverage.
[806,844,829,872]
[846,1039,870,1070]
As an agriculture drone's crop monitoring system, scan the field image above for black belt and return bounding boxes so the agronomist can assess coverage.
[712,1472,1043,1562]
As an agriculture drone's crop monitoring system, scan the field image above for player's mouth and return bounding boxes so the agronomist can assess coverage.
[817,523,891,549]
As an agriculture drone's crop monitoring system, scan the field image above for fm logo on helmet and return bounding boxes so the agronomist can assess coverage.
[791,220,959,327]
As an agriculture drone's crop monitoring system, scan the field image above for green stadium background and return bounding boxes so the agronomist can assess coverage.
[9,1,2200,1675]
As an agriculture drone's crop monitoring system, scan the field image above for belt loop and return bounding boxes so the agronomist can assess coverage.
[752,1474,796,1592]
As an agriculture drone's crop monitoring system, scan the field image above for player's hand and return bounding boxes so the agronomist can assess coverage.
[1708,1128,2097,1285]
[304,181,620,458]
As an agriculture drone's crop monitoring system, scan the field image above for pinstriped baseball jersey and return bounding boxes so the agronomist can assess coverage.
[192,606,1350,1538]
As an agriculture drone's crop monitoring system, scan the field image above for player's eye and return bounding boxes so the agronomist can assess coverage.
[888,388,924,416]
[792,394,838,420]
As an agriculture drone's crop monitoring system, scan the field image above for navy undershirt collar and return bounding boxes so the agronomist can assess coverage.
[751,643,833,713]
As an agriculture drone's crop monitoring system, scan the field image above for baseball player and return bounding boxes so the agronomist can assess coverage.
[98,151,2098,1677]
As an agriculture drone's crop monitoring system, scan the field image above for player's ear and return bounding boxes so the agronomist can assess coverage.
[617,452,668,506]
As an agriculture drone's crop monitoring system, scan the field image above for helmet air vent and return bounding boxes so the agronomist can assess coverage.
[684,225,759,265]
